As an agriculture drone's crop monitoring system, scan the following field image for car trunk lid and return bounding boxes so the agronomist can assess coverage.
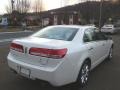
[10,37,69,66]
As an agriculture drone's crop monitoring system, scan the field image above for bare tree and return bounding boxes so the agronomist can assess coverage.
[15,0,31,13]
[33,0,44,13]
[6,5,12,14]
[5,0,13,14]
[6,0,31,14]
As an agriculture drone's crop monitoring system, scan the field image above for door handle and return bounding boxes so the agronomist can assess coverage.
[88,47,93,50]
[102,43,105,46]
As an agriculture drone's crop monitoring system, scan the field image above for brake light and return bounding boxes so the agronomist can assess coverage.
[29,48,67,59]
[10,43,24,53]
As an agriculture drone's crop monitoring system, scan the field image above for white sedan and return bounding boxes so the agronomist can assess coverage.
[101,24,117,34]
[7,25,113,87]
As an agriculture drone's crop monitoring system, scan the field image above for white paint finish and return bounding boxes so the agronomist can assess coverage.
[7,25,113,86]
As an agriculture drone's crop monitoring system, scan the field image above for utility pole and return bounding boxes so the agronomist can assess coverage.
[40,0,42,12]
[11,0,14,12]
[21,0,23,13]
[99,0,103,29]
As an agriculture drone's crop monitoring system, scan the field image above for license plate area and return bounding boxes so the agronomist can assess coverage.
[17,66,31,78]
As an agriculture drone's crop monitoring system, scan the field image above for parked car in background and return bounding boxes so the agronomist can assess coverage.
[7,25,113,87]
[101,24,117,34]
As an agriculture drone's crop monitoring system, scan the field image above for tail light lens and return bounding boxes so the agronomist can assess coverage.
[10,43,24,53]
[29,48,67,59]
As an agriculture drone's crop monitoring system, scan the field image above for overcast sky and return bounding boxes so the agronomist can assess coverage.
[0,0,102,14]
[0,0,81,14]
[0,0,9,14]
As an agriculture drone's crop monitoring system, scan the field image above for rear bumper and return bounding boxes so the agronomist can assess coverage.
[101,29,118,33]
[7,54,77,86]
[8,58,62,86]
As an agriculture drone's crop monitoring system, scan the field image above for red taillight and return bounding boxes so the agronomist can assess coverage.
[29,48,67,59]
[10,43,24,53]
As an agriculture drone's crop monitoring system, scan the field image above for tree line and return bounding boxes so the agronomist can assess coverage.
[67,0,120,25]
[6,0,45,14]
[4,0,120,26]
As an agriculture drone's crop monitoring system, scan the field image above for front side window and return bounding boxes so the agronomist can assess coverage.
[83,28,108,42]
[32,26,78,41]
[93,28,108,40]
[95,32,108,40]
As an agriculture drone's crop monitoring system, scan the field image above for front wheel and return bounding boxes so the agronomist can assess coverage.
[107,47,113,60]
[77,61,90,87]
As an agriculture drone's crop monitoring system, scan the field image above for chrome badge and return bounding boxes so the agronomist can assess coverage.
[24,47,28,54]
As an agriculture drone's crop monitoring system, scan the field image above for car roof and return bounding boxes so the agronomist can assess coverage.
[104,24,114,26]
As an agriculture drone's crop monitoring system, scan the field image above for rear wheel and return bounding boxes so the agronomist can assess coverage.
[77,60,90,87]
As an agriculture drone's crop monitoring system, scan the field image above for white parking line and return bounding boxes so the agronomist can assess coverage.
[0,31,33,43]
[0,31,33,34]
[0,38,16,43]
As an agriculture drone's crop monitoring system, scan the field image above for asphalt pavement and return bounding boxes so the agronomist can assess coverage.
[0,31,33,40]
[0,31,33,47]
[0,33,120,90]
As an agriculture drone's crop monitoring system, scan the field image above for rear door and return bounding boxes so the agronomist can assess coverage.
[83,28,104,65]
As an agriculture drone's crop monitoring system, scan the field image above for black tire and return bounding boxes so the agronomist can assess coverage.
[107,47,113,60]
[77,60,90,87]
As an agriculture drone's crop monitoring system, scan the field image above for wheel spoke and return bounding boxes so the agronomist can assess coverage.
[81,64,89,84]
[81,76,85,83]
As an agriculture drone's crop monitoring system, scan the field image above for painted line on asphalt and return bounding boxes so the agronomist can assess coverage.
[0,38,16,43]
[0,31,33,34]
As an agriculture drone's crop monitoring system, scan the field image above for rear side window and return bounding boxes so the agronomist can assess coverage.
[32,27,78,41]
[83,28,96,42]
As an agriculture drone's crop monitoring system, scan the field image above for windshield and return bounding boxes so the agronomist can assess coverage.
[32,26,78,41]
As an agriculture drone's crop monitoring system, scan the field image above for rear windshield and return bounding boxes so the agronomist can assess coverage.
[104,25,113,27]
[32,26,78,41]
[103,25,113,27]
[102,25,113,29]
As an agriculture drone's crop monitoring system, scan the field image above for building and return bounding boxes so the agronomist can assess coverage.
[3,1,120,27]
[25,3,86,27]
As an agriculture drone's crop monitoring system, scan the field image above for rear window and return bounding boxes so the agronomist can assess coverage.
[102,25,113,29]
[32,26,78,41]
[103,25,113,28]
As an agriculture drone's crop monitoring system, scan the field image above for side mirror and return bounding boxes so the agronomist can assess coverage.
[84,37,90,42]
[105,35,112,40]
[101,32,112,40]
[108,36,112,40]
